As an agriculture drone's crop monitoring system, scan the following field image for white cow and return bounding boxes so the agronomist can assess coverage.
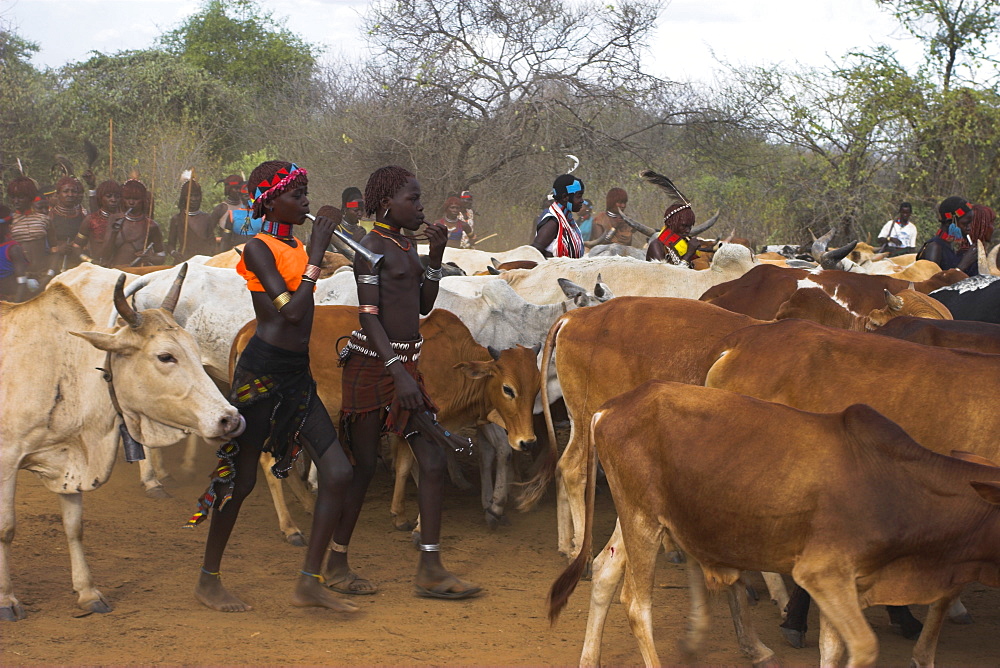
[0,276,242,621]
[414,244,546,276]
[501,243,757,304]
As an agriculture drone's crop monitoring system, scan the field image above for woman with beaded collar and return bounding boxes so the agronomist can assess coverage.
[190,160,358,614]
[104,179,165,267]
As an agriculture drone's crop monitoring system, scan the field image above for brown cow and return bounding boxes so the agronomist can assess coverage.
[518,298,760,560]
[548,381,1000,667]
[520,293,948,563]
[774,288,952,331]
[232,306,541,537]
[700,263,965,320]
[875,316,1000,354]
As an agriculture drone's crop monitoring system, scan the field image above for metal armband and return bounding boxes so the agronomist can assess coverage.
[424,266,443,282]
[357,274,379,285]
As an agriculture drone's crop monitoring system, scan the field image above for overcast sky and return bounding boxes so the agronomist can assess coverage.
[2,0,950,83]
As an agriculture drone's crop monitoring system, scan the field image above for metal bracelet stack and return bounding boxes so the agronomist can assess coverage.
[424,266,443,282]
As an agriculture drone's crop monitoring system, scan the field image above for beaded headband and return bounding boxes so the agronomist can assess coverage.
[249,163,307,211]
[663,203,691,224]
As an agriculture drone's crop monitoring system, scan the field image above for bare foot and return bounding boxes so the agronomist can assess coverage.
[195,571,252,612]
[291,573,359,612]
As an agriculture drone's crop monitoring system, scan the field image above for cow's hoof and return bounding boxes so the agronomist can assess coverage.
[948,612,974,625]
[391,515,417,532]
[780,627,805,649]
[83,597,113,614]
[411,530,422,547]
[484,508,502,530]
[666,550,686,564]
[285,532,307,547]
[0,603,26,621]
[144,485,172,500]
[751,655,779,668]
[746,583,759,605]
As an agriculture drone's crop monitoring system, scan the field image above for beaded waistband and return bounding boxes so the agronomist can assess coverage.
[339,330,423,364]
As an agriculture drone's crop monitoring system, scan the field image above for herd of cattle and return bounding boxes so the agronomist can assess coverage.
[2,235,999,666]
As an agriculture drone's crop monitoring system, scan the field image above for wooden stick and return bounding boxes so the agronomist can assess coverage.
[475,232,498,244]
[149,147,158,220]
[108,119,114,178]
[182,168,194,256]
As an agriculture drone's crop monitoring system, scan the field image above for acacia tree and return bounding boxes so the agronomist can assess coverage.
[361,0,708,197]
[877,0,1000,91]
[721,48,927,241]
[160,0,318,100]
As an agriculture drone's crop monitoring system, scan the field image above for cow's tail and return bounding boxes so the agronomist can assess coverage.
[547,409,600,623]
[516,314,567,512]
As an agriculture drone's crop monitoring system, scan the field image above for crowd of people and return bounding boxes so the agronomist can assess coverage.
[526,172,995,274]
[0,167,480,302]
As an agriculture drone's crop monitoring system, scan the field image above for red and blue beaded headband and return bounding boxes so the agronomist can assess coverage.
[249,163,307,212]
[941,203,972,220]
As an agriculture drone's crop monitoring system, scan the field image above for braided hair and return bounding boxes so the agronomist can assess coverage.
[121,179,149,215]
[176,180,202,210]
[606,188,627,210]
[970,204,995,246]
[6,176,39,199]
[95,180,121,212]
[663,202,695,233]
[55,175,83,193]
[364,165,414,217]
[247,160,307,220]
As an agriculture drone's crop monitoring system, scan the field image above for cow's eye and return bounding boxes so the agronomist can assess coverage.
[157,353,177,364]
[503,385,515,399]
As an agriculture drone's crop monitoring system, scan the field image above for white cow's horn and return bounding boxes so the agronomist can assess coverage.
[114,274,142,328]
[160,263,188,314]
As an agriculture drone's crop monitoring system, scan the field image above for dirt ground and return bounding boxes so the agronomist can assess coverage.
[2,442,998,667]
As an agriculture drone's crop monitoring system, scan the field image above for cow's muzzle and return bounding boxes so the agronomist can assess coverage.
[223,413,246,439]
[517,438,538,453]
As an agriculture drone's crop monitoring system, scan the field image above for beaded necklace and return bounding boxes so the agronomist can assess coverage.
[373,222,411,251]
[261,219,295,241]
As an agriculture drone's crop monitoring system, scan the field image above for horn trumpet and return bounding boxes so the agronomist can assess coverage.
[614,207,657,238]
[304,214,384,272]
[691,210,721,236]
[113,274,142,328]
[160,263,188,314]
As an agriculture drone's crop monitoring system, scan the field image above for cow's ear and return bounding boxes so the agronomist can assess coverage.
[454,361,495,379]
[971,481,1000,505]
[558,278,587,300]
[70,330,139,354]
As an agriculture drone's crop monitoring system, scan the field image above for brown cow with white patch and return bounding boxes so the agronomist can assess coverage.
[233,306,541,536]
[549,381,1000,667]
[700,263,965,320]
[774,288,952,331]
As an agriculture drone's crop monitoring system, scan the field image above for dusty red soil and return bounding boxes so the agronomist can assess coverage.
[2,443,998,666]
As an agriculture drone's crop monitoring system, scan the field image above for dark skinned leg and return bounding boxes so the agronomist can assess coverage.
[407,426,481,598]
[290,402,358,612]
[194,402,269,612]
[322,412,380,593]
[780,583,811,648]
